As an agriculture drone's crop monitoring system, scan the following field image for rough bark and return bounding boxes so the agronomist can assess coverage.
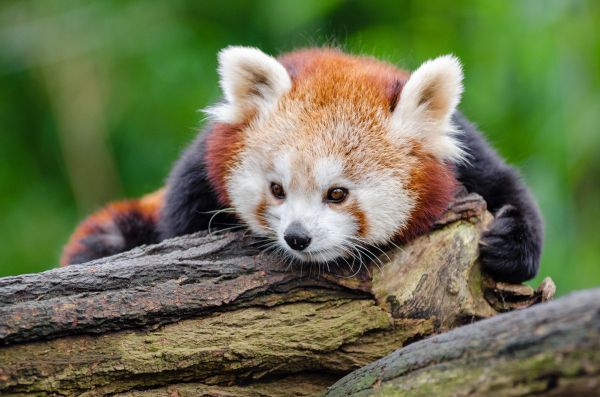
[324,288,600,397]
[0,194,555,396]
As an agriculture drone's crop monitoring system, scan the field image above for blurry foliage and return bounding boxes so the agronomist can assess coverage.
[0,0,599,295]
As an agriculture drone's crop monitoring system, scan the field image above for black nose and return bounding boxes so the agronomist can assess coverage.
[284,222,312,251]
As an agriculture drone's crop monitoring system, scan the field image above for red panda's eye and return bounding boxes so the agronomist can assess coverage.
[326,187,348,203]
[270,183,286,199]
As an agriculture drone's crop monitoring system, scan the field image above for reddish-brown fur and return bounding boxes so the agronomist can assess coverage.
[347,202,369,238]
[399,146,458,243]
[255,197,268,229]
[60,189,165,266]
[204,123,247,206]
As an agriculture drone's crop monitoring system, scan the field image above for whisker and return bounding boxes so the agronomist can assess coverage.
[208,208,239,235]
[208,225,246,235]
[195,208,236,215]
[347,238,392,263]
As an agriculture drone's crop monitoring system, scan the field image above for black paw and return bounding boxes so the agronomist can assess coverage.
[479,205,542,283]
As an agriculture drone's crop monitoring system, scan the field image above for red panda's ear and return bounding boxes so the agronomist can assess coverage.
[391,55,465,162]
[204,46,292,124]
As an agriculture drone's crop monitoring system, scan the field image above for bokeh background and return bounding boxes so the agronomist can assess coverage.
[1,0,598,296]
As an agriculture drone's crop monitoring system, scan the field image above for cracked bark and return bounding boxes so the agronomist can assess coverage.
[324,288,600,397]
[0,194,558,396]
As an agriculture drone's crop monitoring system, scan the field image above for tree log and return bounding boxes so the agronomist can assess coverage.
[324,288,600,397]
[0,194,555,396]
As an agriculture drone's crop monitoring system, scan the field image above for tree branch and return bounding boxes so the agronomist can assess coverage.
[324,288,600,396]
[0,194,555,396]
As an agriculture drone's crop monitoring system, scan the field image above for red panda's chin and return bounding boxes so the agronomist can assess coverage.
[281,245,348,263]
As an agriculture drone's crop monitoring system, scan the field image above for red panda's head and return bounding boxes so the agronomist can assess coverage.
[204,47,464,263]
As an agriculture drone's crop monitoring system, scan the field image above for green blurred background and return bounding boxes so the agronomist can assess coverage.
[0,0,598,296]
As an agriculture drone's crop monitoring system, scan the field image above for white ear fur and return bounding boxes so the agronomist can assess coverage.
[204,46,292,123]
[391,55,465,162]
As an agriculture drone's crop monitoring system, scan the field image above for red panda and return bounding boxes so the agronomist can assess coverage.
[62,46,543,283]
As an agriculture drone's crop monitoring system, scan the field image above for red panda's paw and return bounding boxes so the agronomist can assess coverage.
[479,205,542,283]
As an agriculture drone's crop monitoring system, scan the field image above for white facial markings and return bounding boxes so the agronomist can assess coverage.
[268,153,351,260]
[313,156,347,190]
[228,141,416,264]
[270,151,294,189]
[227,155,268,236]
[353,170,415,243]
[274,198,355,262]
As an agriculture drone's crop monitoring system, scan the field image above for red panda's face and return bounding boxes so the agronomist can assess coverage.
[226,95,417,262]
[207,47,464,263]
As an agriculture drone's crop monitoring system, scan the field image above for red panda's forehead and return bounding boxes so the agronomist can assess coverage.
[245,53,415,181]
[227,49,412,174]
[244,99,416,187]
[279,48,409,110]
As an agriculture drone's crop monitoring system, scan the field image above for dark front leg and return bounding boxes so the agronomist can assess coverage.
[159,131,239,238]
[453,113,544,283]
